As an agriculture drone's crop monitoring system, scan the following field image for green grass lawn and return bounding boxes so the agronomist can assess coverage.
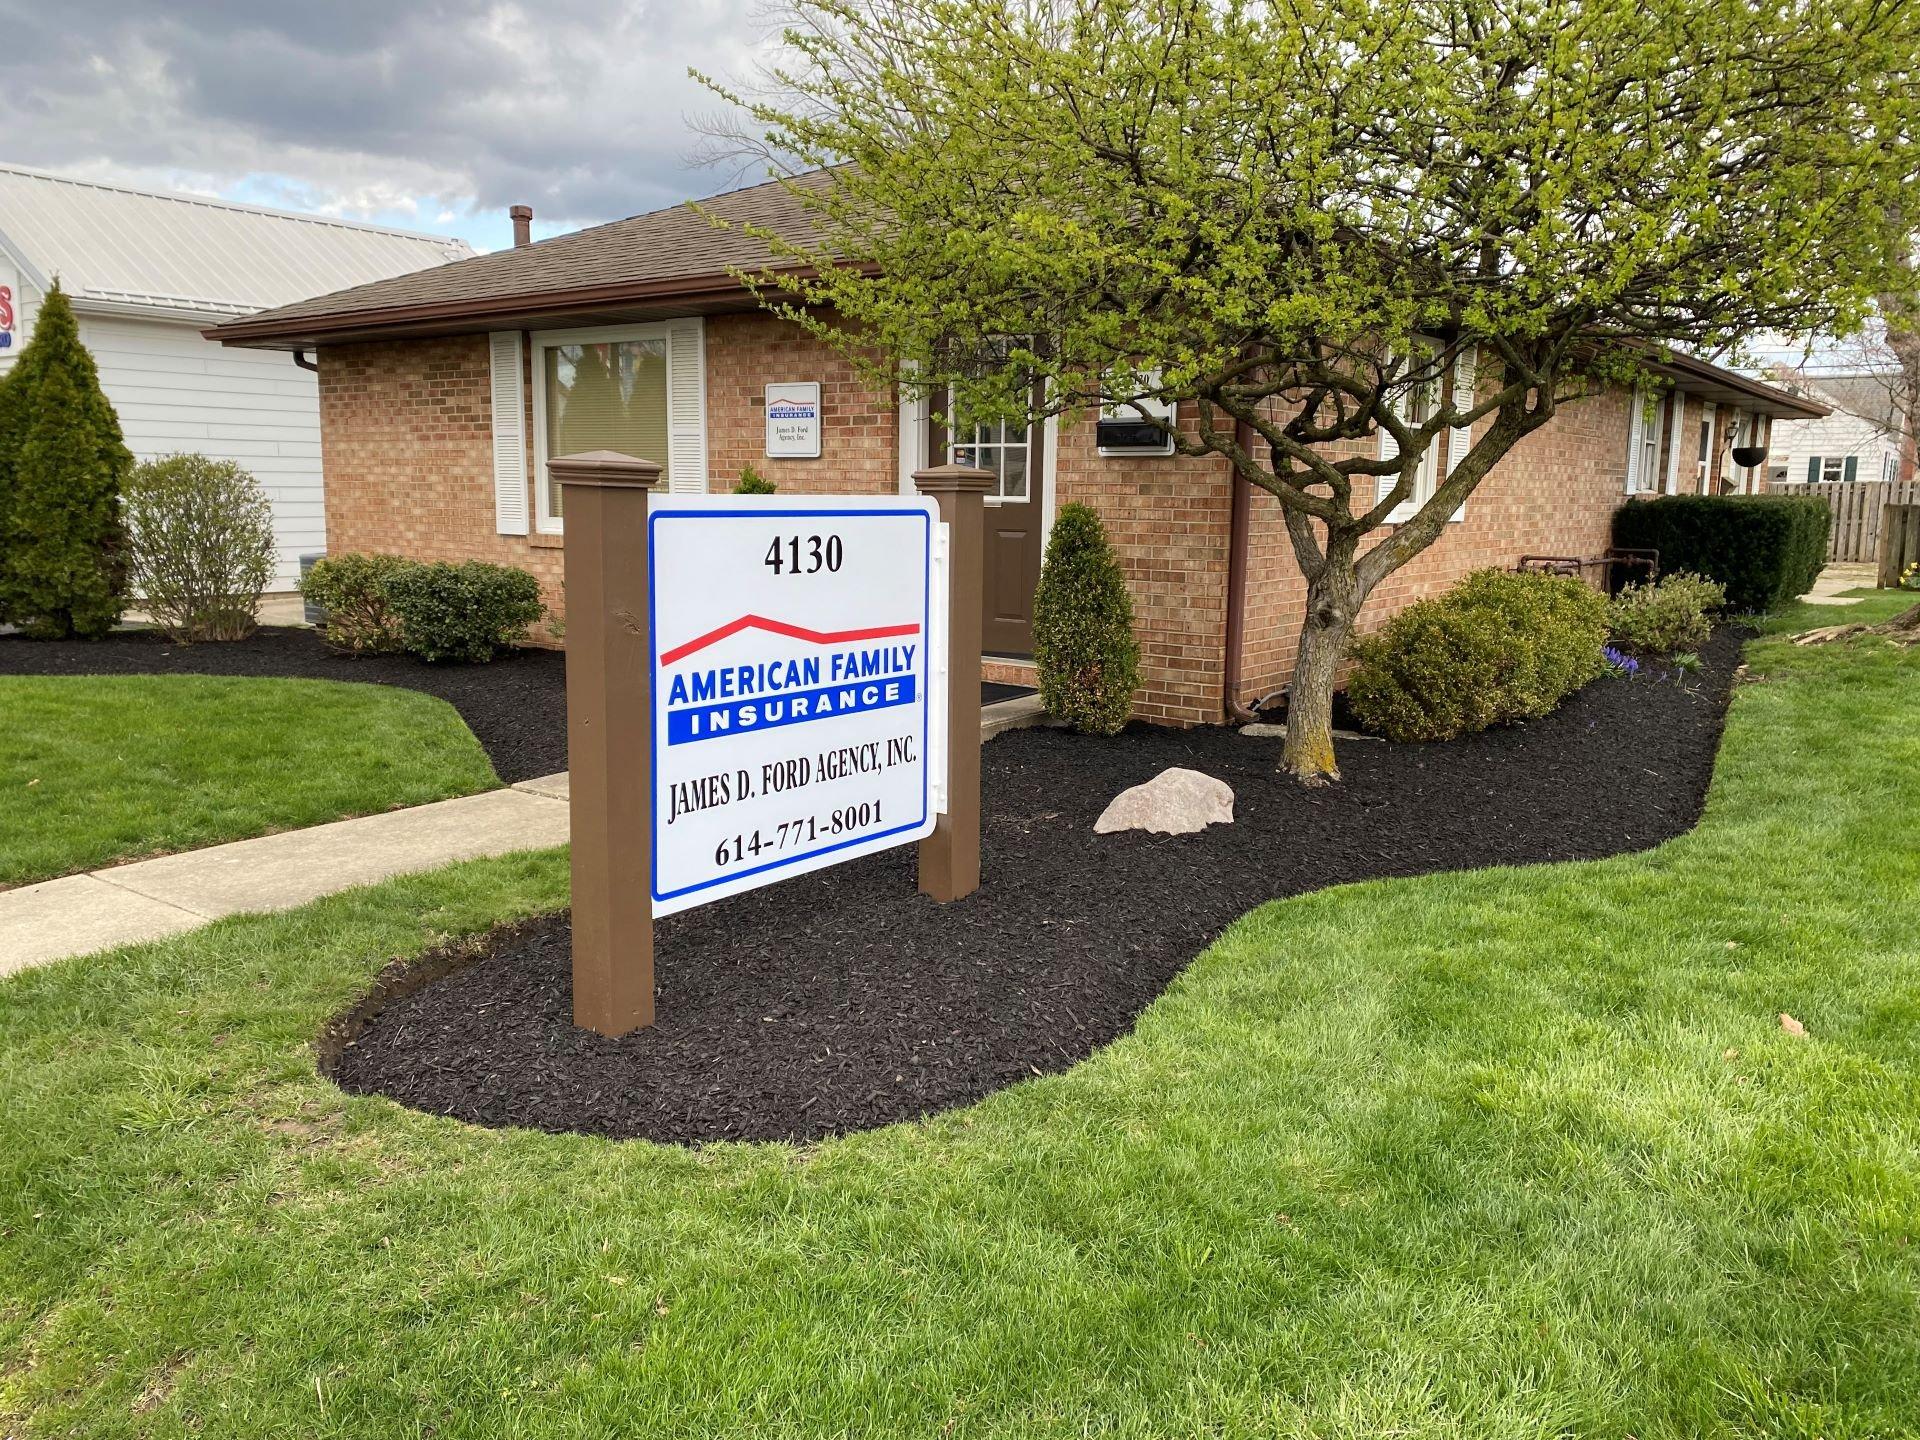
[2,600,1917,1438]
[0,676,499,888]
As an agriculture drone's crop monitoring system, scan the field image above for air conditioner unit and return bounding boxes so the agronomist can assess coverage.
[1097,390,1176,457]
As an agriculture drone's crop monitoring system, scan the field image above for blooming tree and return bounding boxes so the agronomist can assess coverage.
[701,0,1918,779]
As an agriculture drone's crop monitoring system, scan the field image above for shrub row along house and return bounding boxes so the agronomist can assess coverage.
[0,162,470,589]
[210,176,1825,724]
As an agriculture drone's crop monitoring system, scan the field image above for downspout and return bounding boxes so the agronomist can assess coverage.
[292,348,319,373]
[1223,420,1259,723]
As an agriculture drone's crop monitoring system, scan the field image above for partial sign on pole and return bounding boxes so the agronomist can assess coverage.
[764,382,822,458]
[647,496,943,915]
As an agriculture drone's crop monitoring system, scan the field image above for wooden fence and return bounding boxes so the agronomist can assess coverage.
[1770,479,1920,563]
[1880,505,1920,588]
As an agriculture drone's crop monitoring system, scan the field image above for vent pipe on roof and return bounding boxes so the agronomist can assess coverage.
[510,205,533,248]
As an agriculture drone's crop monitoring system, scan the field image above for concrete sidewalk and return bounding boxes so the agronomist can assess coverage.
[1801,561,1878,607]
[0,692,1054,981]
[0,780,571,979]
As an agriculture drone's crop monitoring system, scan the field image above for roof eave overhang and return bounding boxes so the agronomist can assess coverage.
[204,268,829,349]
[1649,352,1830,420]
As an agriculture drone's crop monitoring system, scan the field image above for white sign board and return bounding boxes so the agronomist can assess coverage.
[764,382,822,458]
[648,496,943,915]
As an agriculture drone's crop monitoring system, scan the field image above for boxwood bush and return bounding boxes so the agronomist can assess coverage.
[1607,571,1726,655]
[301,552,410,655]
[385,559,545,664]
[1612,495,1829,612]
[1348,569,1610,742]
[123,454,276,642]
[1032,502,1139,734]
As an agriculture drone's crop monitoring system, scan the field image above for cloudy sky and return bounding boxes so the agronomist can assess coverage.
[0,0,775,251]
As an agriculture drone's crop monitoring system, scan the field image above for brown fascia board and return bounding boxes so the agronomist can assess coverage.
[204,264,854,349]
[1647,351,1829,420]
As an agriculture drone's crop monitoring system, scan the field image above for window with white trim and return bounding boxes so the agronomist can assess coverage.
[1380,341,1446,521]
[531,322,673,531]
[1817,455,1845,483]
[1626,387,1664,494]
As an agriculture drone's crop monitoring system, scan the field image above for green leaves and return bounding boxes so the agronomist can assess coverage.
[707,0,1916,438]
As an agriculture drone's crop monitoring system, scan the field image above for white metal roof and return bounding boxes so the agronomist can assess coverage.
[0,162,473,320]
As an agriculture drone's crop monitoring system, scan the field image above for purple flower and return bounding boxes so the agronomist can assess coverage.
[1603,645,1640,677]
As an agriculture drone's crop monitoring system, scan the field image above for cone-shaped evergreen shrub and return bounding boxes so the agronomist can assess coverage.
[1032,502,1139,734]
[0,285,131,637]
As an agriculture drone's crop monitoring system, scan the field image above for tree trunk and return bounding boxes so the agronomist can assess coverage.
[1281,570,1356,783]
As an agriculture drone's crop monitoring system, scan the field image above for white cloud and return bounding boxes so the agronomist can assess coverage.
[0,0,776,241]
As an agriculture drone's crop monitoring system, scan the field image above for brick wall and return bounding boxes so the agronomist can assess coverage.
[705,312,898,496]
[1237,385,1634,701]
[316,334,569,619]
[1052,417,1234,724]
[318,320,1642,723]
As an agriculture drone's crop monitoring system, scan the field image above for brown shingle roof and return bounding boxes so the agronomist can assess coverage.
[209,172,834,347]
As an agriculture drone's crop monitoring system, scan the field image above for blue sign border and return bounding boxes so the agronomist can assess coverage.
[648,504,933,906]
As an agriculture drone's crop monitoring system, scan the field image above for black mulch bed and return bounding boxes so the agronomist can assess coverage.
[1,629,1044,785]
[0,627,569,784]
[324,628,1749,1147]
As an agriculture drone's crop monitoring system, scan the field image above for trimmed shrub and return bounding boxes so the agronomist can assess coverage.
[386,559,545,664]
[735,464,777,494]
[0,284,131,637]
[123,454,276,642]
[1348,568,1609,742]
[301,552,411,655]
[1606,571,1726,655]
[1032,502,1140,734]
[1612,495,1830,612]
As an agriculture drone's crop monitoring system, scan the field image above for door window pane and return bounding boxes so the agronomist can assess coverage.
[544,337,669,516]
[951,414,1031,501]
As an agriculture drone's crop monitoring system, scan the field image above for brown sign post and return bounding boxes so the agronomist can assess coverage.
[553,450,659,1037]
[912,463,992,902]
[555,452,989,1038]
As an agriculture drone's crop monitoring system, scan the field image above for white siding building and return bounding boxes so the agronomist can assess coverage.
[0,164,471,587]
[1764,372,1909,488]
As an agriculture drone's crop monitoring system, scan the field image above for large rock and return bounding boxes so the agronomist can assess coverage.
[1094,767,1235,836]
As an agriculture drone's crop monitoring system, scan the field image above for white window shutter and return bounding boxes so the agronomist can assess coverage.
[489,332,529,535]
[1624,387,1647,494]
[1446,346,1477,476]
[1377,386,1401,507]
[667,318,708,494]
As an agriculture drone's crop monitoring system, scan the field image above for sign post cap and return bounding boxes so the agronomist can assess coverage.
[549,451,663,488]
[912,463,995,496]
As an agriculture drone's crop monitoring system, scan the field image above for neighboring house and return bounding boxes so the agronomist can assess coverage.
[0,163,472,588]
[1760,371,1910,488]
[210,175,1822,723]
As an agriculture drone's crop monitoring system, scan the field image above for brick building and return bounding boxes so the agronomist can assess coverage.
[211,177,1823,724]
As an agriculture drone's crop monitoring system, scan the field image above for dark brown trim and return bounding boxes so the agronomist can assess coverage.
[1224,420,1258,724]
[203,261,872,349]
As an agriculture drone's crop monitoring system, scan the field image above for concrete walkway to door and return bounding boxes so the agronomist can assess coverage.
[1801,561,1879,607]
[0,693,1055,980]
